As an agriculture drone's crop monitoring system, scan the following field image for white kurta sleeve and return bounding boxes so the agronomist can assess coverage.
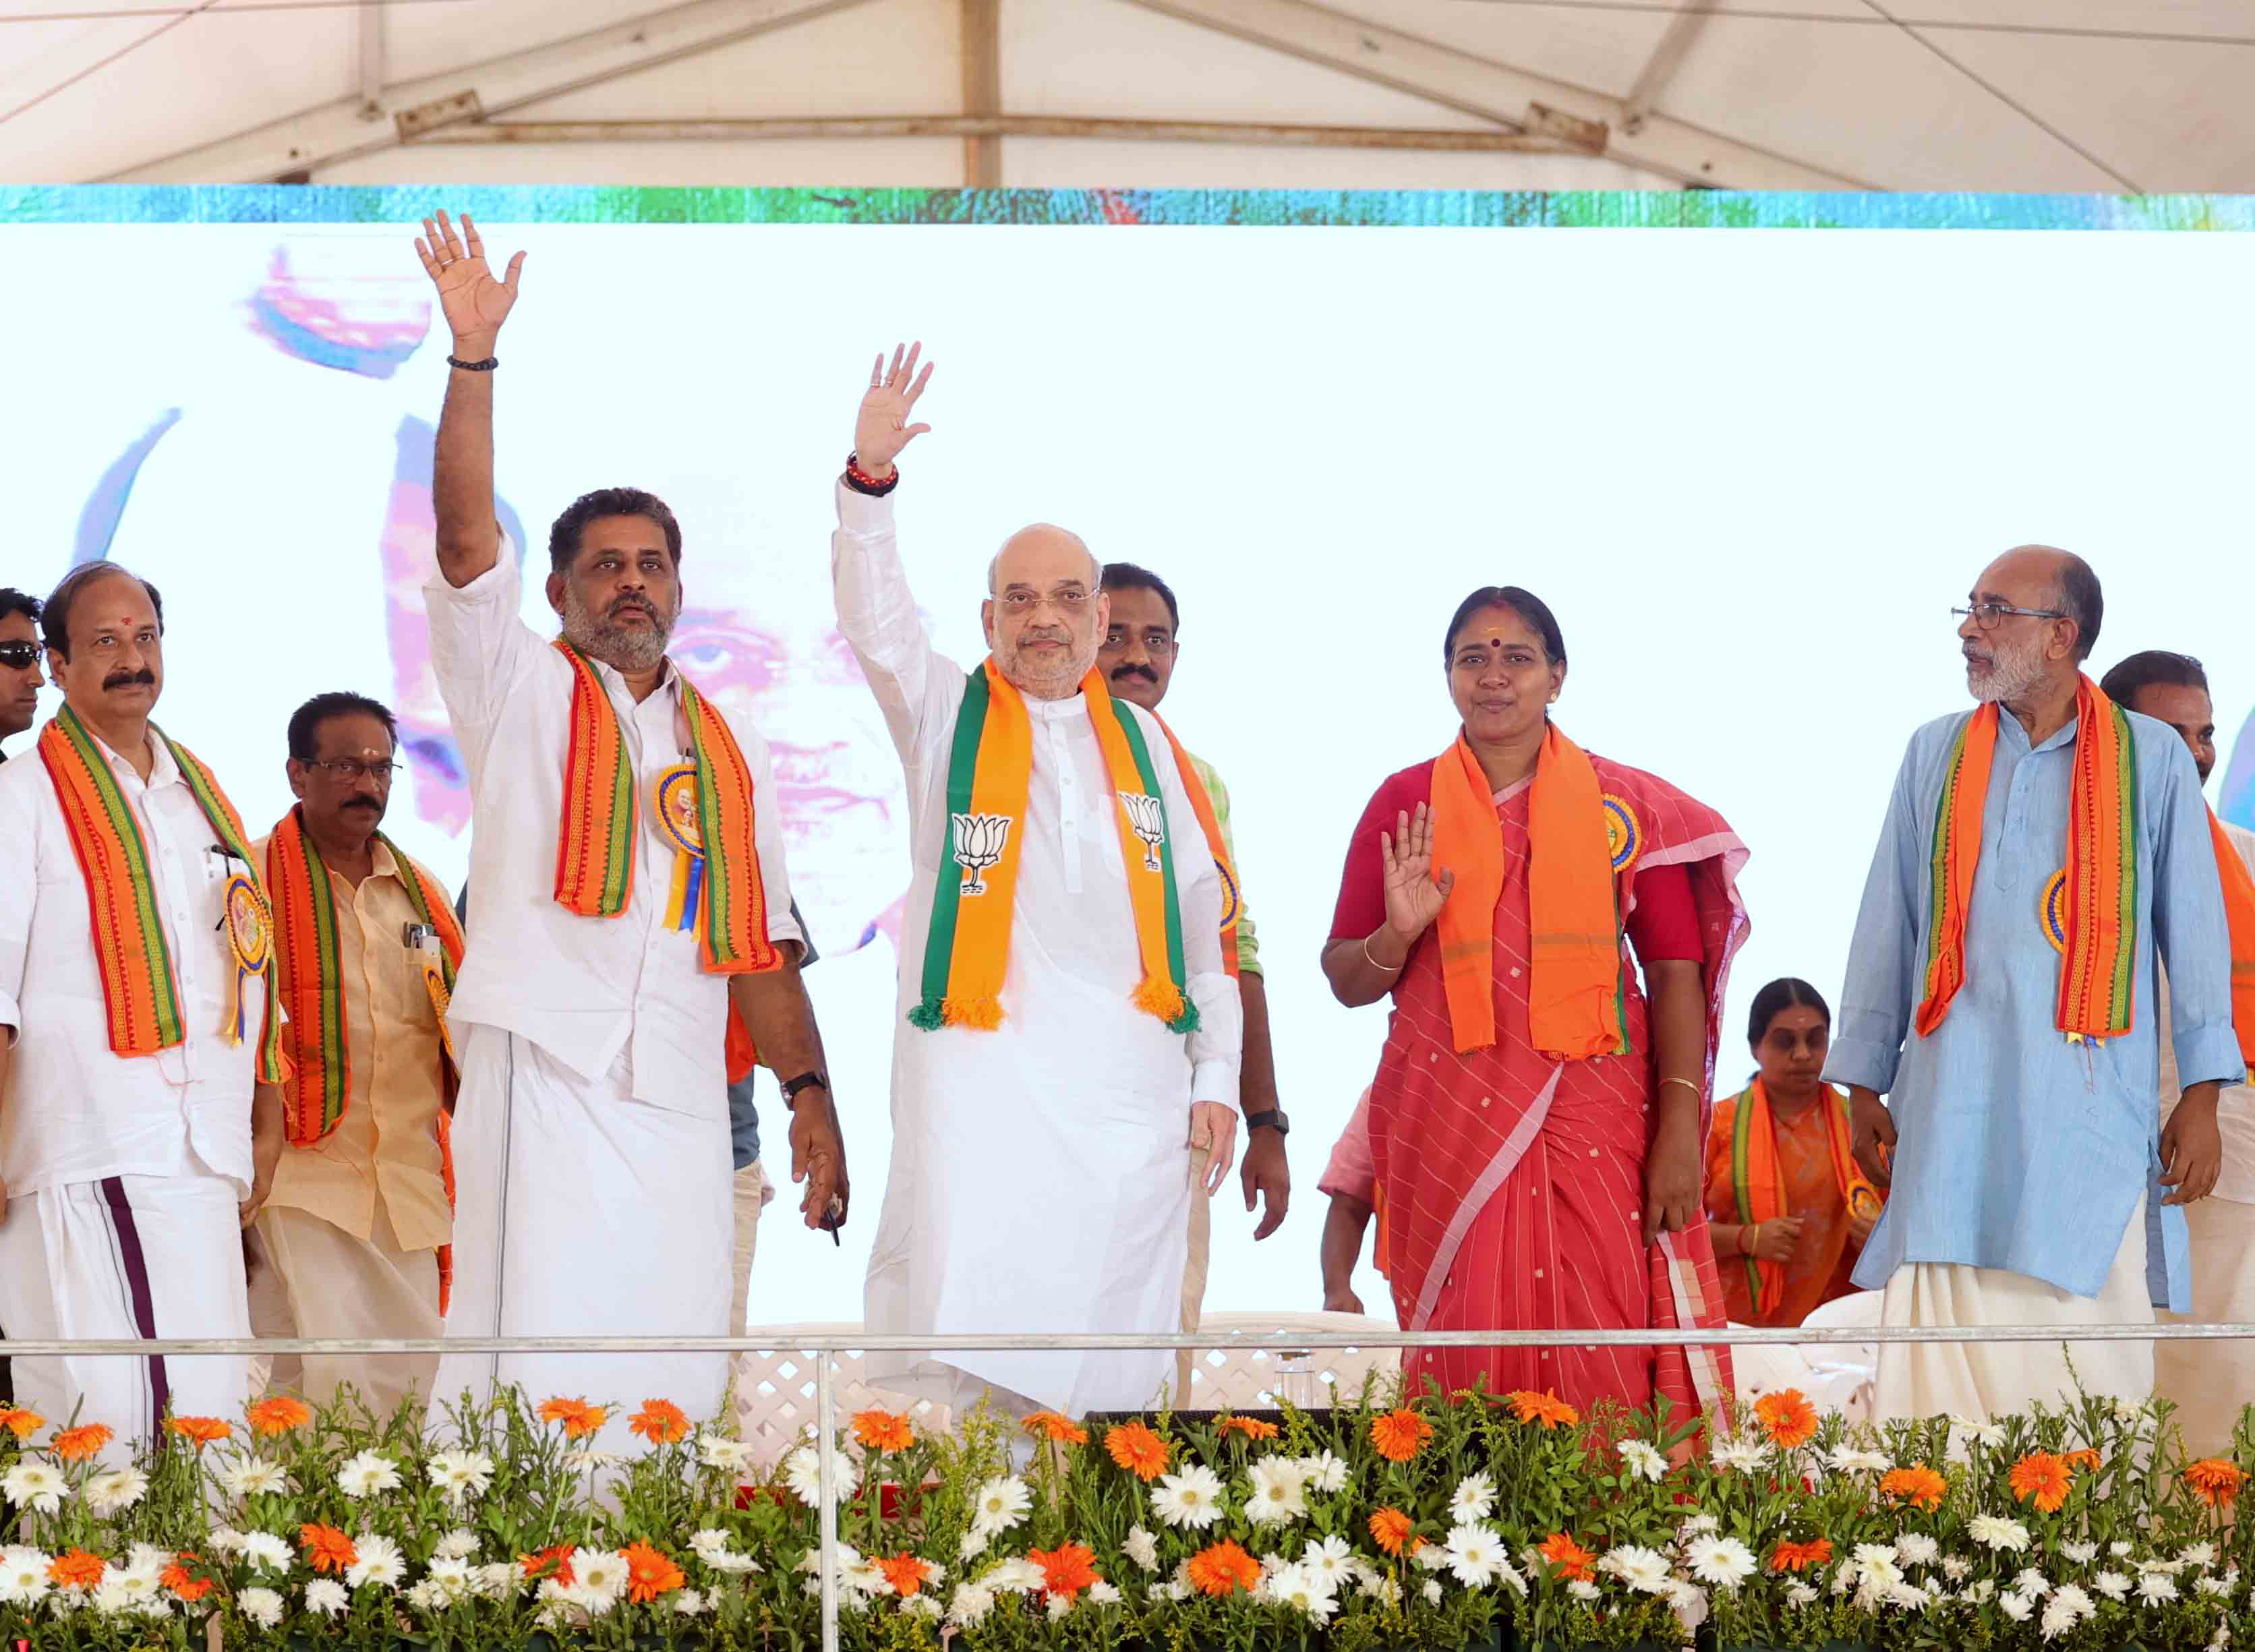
[1139,709,1243,1110]
[0,771,32,1037]
[831,481,966,764]
[421,532,544,779]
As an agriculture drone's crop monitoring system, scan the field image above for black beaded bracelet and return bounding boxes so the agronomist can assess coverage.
[447,355,500,372]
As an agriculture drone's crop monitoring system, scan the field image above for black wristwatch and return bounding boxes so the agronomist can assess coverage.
[779,1071,830,1111]
[1243,1108,1289,1138]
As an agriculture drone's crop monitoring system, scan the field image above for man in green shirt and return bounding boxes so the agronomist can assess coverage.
[1099,564,1289,1398]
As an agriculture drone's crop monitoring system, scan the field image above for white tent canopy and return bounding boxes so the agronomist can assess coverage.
[7,0,2255,192]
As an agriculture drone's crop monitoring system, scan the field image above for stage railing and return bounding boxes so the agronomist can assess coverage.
[7,1321,2249,1652]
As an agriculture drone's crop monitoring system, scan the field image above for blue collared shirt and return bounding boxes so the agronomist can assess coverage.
[1824,706,2240,1311]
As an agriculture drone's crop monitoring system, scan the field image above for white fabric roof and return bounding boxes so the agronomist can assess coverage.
[6,0,2255,191]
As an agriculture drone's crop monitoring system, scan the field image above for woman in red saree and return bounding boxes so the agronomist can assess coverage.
[1323,585,1749,1421]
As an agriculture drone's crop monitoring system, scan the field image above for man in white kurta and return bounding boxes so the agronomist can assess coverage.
[0,564,276,1458]
[2104,651,2255,1455]
[835,345,1243,1417]
[413,211,842,1450]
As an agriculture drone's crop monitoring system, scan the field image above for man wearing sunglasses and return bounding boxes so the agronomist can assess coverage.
[0,589,43,757]
[1827,546,2238,1423]
[245,692,460,1420]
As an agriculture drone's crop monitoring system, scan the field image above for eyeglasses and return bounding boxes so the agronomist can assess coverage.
[304,757,400,784]
[1951,601,2066,632]
[997,591,1091,616]
[0,641,38,670]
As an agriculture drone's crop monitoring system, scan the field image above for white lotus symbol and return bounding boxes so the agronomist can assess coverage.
[1118,791,1166,873]
[951,812,1012,896]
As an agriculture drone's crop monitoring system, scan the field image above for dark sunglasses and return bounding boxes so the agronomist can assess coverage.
[0,641,38,670]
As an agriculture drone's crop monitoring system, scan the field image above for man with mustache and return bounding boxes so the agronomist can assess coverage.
[1829,547,2239,1421]
[0,562,286,1456]
[2097,651,2255,1454]
[246,692,461,1418]
[413,212,844,1446]
[838,347,1243,1417]
[1096,562,1289,1395]
[0,589,42,758]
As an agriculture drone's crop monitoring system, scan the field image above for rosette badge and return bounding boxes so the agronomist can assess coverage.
[951,812,1012,896]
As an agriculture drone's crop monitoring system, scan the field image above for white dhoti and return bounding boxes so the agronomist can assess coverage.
[250,1201,442,1420]
[435,1026,732,1450]
[865,938,1198,1418]
[1874,1196,2152,1421]
[0,1169,250,1459]
[2157,1196,2255,1458]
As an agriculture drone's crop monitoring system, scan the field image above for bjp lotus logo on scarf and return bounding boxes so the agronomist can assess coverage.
[950,812,1012,896]
[1117,791,1167,873]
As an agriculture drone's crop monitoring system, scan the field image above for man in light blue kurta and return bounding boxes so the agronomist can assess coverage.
[1826,546,2238,1420]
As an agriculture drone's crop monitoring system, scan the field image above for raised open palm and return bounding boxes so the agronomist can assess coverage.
[1380,802,1455,941]
[413,210,524,344]
[854,342,935,473]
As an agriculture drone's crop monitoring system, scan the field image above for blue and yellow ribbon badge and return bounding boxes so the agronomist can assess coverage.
[1602,794,1643,874]
[655,762,707,935]
[221,871,270,1046]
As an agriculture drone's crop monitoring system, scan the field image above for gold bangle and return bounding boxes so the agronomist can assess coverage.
[1361,935,1404,975]
[1659,1076,1703,1100]
[1745,1221,1761,1256]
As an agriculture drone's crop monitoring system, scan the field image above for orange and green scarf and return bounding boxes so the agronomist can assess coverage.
[265,806,463,1144]
[912,661,1194,1033]
[2209,810,2255,1080]
[1429,724,1627,1058]
[36,706,290,1084]
[1916,674,2138,1044]
[551,641,780,1076]
[1148,715,1241,982]
[1726,1078,1881,1319]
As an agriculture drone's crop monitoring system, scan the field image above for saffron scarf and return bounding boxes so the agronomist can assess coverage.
[264,807,464,1144]
[1148,715,1241,981]
[1726,1079,1881,1320]
[550,641,780,1079]
[1428,724,1627,1058]
[1915,674,2138,1043]
[37,707,290,1084]
[2210,810,2255,1078]
[912,661,1194,1033]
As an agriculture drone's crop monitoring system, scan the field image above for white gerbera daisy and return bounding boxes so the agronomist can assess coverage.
[241,1531,293,1573]
[1150,1465,1227,1530]
[238,1585,285,1628]
[1245,1458,1309,1526]
[1,1463,64,1514]
[305,1578,349,1617]
[1045,1593,1073,1622]
[671,1588,710,1616]
[1301,1535,1353,1587]
[1895,1533,1940,1567]
[1687,1536,1757,1591]
[345,1533,405,1591]
[1711,1436,1771,1473]
[782,1446,860,1507]
[0,1547,52,1607]
[426,1449,496,1505]
[1124,1526,1160,1572]
[1969,1515,2030,1553]
[335,1450,402,1499]
[902,1594,943,1618]
[1825,1444,1891,1474]
[86,1467,148,1515]
[1449,1470,1498,1521]
[970,1474,1032,1534]
[425,1556,476,1604]
[574,1549,630,1606]
[697,1434,757,1473]
[985,1558,1044,1594]
[1444,1524,1504,1587]
[1269,1561,1339,1623]
[1298,1450,1350,1494]
[221,1458,290,1498]
[1600,1545,1674,1595]
[1618,1440,1668,1483]
[947,1581,996,1626]
[1569,1579,1601,1601]
[432,1529,480,1562]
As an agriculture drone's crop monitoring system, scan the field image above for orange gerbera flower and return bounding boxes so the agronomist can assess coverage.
[165,1415,231,1448]
[246,1396,313,1436]
[537,1396,608,1438]
[1507,1390,1580,1429]
[1370,1408,1435,1463]
[1028,1543,1100,1600]
[51,1424,112,1463]
[877,1552,931,1597]
[1219,1415,1281,1442]
[1020,1411,1090,1445]
[521,1545,579,1588]
[2186,1458,2248,1508]
[1105,1421,1170,1481]
[1753,1389,1817,1450]
[0,1407,43,1440]
[850,1409,914,1454]
[298,1524,358,1575]
[2009,1451,2072,1514]
[1879,1465,1947,1511]
[631,1398,693,1446]
[1368,1507,1415,1557]
[1185,1539,1262,1597]
[48,1550,105,1590]
[160,1557,214,1603]
[622,1540,685,1603]
[2064,1448,2103,1473]
[1767,1538,1834,1574]
[1537,1533,1597,1583]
